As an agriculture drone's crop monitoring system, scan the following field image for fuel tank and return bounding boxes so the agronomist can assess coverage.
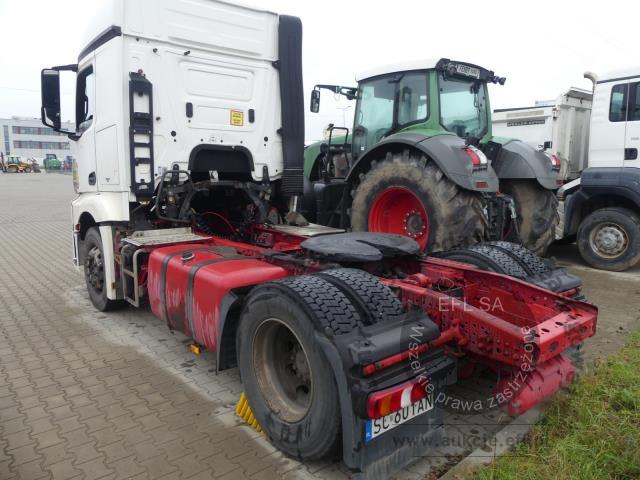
[147,243,289,351]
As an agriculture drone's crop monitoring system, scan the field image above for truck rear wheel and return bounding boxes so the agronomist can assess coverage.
[83,228,126,312]
[237,275,360,460]
[317,268,404,324]
[438,243,530,279]
[350,150,485,252]
[577,207,640,271]
[501,180,559,255]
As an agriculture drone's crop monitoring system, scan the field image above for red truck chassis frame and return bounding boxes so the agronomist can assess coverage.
[129,225,596,417]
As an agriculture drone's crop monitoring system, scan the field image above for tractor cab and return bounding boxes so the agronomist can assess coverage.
[305,58,560,255]
[308,58,506,169]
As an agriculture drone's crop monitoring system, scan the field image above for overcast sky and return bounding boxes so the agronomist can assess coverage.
[1,0,638,140]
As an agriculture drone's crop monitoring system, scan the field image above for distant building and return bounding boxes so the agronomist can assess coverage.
[0,116,75,161]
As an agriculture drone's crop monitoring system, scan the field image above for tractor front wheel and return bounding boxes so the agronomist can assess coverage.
[350,150,485,252]
[502,180,559,255]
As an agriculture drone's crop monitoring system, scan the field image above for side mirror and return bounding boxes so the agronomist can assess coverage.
[40,64,77,135]
[310,89,320,113]
[41,69,61,129]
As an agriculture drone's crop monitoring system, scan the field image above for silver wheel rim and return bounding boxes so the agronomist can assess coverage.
[252,318,313,423]
[589,222,629,259]
[85,246,105,291]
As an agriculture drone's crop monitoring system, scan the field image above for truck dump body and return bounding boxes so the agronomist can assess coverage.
[492,88,593,181]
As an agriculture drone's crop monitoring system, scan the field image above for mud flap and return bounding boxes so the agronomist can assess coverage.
[314,318,457,480]
[495,354,575,417]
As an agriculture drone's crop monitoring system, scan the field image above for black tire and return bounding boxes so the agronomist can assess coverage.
[350,149,486,253]
[439,243,530,279]
[577,207,640,272]
[83,228,126,312]
[501,180,559,255]
[237,275,360,460]
[486,240,555,276]
[317,268,403,324]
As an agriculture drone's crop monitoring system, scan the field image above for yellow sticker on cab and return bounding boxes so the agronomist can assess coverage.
[230,110,244,126]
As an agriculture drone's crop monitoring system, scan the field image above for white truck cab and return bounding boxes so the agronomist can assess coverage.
[41,0,303,300]
[589,67,640,169]
[493,67,640,271]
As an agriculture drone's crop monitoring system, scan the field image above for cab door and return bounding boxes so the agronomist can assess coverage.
[624,80,640,168]
[588,81,628,168]
[74,61,98,192]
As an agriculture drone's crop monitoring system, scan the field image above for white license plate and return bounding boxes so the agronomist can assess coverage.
[455,64,480,79]
[365,395,434,442]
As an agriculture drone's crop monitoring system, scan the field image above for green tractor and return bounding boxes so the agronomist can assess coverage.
[43,153,62,171]
[302,58,560,254]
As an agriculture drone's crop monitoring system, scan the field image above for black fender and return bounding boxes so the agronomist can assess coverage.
[345,132,499,192]
[563,167,640,237]
[489,140,558,190]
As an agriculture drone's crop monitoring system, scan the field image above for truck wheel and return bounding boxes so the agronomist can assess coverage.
[577,207,640,271]
[486,240,555,276]
[237,275,360,460]
[350,150,485,252]
[6,165,18,173]
[317,268,403,324]
[24,167,32,173]
[83,228,126,312]
[438,243,529,278]
[501,180,559,255]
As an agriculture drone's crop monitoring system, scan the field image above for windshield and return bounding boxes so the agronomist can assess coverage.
[438,73,488,139]
[353,71,428,158]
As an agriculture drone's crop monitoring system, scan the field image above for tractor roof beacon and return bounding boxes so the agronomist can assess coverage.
[304,58,562,255]
[41,1,597,478]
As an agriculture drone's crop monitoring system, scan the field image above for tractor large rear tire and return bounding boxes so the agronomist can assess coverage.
[501,180,559,255]
[350,150,486,253]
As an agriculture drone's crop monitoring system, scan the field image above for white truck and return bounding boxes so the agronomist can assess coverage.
[38,1,599,478]
[493,69,640,271]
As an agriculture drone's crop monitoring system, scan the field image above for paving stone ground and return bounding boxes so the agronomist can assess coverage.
[1,173,638,480]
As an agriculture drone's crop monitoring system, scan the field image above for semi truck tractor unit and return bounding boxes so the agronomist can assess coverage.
[493,69,640,271]
[40,1,598,477]
[303,60,563,255]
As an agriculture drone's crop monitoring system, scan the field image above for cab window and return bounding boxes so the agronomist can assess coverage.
[609,83,628,122]
[76,66,95,132]
[628,82,640,122]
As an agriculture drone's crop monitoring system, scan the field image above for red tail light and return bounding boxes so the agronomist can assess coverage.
[367,378,430,419]
[550,154,561,170]
[463,146,488,169]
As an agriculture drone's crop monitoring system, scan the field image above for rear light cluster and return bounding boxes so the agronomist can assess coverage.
[549,153,561,171]
[463,145,488,169]
[367,378,430,419]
